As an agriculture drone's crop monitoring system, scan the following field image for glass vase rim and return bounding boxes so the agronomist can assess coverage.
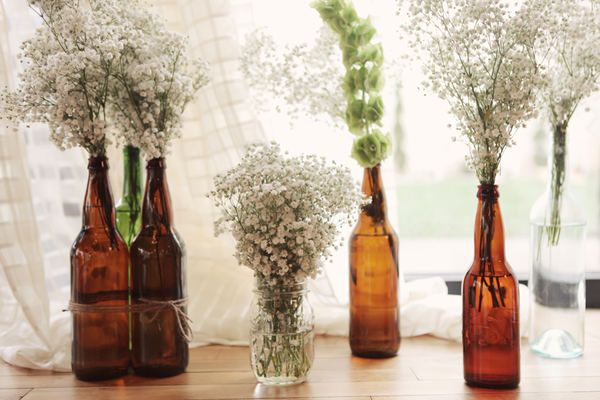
[253,279,308,295]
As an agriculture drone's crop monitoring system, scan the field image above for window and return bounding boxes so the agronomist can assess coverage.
[245,0,600,302]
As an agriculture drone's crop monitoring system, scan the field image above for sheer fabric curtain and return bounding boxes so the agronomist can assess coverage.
[0,0,266,370]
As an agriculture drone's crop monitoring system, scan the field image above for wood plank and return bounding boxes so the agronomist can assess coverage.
[5,310,600,399]
[0,367,417,390]
[378,394,600,400]
[19,377,600,400]
[0,389,31,400]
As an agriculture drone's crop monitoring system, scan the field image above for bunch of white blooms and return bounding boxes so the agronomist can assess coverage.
[525,0,600,127]
[241,26,346,129]
[209,142,362,288]
[108,0,210,159]
[404,0,542,183]
[1,0,127,156]
[522,0,600,245]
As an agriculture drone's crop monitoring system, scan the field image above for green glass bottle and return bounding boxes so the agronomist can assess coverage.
[116,145,143,246]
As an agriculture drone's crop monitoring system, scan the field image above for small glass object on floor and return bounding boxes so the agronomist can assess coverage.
[250,278,314,385]
[529,125,586,359]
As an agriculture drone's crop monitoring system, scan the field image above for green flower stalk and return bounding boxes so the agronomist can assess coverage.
[312,0,391,168]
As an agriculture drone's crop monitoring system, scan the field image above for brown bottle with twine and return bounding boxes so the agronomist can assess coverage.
[463,185,520,388]
[349,164,400,357]
[71,156,129,381]
[130,157,188,377]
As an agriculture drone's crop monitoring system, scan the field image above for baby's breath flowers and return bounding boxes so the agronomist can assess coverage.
[241,27,345,130]
[404,0,541,184]
[404,0,542,313]
[1,0,209,159]
[312,0,391,168]
[1,0,126,156]
[524,0,600,245]
[209,142,362,288]
[240,0,392,168]
[210,142,361,382]
[108,1,210,159]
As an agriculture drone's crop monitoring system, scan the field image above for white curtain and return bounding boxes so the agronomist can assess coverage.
[0,0,529,372]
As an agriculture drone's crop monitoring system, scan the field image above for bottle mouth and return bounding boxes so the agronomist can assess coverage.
[146,157,166,169]
[88,156,109,171]
[477,184,499,199]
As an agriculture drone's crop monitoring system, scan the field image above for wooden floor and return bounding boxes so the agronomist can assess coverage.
[3,311,600,399]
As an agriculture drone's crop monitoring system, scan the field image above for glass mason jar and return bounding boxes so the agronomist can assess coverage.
[250,278,315,385]
[349,164,400,358]
[115,145,143,247]
[463,185,520,389]
[71,156,130,381]
[529,124,586,359]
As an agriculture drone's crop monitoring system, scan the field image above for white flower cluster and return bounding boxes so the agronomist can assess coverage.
[524,0,600,128]
[404,0,542,184]
[240,26,346,129]
[1,0,126,155]
[108,1,210,159]
[1,0,209,158]
[209,143,362,288]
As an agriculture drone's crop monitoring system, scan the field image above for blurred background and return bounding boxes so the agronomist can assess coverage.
[245,0,600,299]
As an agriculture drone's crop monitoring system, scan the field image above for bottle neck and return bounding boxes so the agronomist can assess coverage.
[142,157,173,230]
[359,164,388,224]
[83,157,118,243]
[473,185,507,271]
[121,145,143,202]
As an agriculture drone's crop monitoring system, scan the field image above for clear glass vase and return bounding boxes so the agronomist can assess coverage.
[250,278,315,385]
[529,124,586,359]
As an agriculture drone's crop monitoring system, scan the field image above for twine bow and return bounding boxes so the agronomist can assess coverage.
[66,298,193,343]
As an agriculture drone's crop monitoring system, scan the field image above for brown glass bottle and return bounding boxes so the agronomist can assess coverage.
[71,156,130,381]
[349,164,400,358]
[463,185,520,389]
[130,158,188,377]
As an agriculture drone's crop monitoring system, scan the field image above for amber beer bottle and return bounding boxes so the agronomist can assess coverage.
[349,164,400,357]
[131,157,188,377]
[463,185,520,388]
[71,156,130,381]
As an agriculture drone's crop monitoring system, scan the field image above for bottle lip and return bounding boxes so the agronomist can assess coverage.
[88,155,109,170]
[477,184,499,199]
[124,145,141,156]
[146,157,167,169]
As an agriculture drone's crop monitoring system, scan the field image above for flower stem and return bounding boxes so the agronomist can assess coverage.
[547,123,567,246]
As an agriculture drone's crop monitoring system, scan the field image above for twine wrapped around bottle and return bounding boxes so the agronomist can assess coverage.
[66,298,193,342]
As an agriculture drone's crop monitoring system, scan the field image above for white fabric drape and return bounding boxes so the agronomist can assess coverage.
[0,0,529,372]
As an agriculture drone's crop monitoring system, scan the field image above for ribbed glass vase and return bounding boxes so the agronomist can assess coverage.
[250,278,314,385]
